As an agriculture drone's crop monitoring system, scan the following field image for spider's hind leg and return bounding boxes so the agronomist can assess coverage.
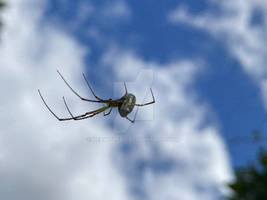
[62,96,110,120]
[125,107,139,123]
[39,90,79,121]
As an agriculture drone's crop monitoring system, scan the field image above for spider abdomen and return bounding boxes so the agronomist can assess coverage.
[118,93,136,117]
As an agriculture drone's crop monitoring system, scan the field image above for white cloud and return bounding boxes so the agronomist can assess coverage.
[103,0,131,19]
[168,0,267,109]
[0,0,129,200]
[70,0,131,43]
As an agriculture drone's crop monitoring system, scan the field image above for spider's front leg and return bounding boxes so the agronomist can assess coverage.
[135,88,155,106]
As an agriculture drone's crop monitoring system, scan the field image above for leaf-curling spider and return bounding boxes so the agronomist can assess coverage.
[38,71,155,123]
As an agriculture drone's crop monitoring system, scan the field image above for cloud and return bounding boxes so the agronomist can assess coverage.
[0,0,129,200]
[0,0,233,199]
[102,0,131,19]
[168,0,267,109]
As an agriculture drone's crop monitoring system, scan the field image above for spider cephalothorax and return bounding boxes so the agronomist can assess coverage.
[38,71,155,123]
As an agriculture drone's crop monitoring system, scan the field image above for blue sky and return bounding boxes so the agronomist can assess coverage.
[0,0,266,199]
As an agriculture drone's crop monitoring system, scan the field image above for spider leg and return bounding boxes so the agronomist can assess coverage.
[125,107,139,123]
[39,89,77,121]
[62,96,76,118]
[73,110,105,120]
[135,88,155,107]
[64,107,107,121]
[82,73,109,101]
[58,108,106,121]
[62,96,110,120]
[57,70,104,103]
[78,106,111,120]
[124,82,128,95]
[103,107,113,116]
[39,89,109,121]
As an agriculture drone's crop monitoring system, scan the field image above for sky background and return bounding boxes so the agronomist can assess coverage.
[0,0,266,199]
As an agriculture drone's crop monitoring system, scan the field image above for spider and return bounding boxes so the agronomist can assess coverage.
[38,70,155,123]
